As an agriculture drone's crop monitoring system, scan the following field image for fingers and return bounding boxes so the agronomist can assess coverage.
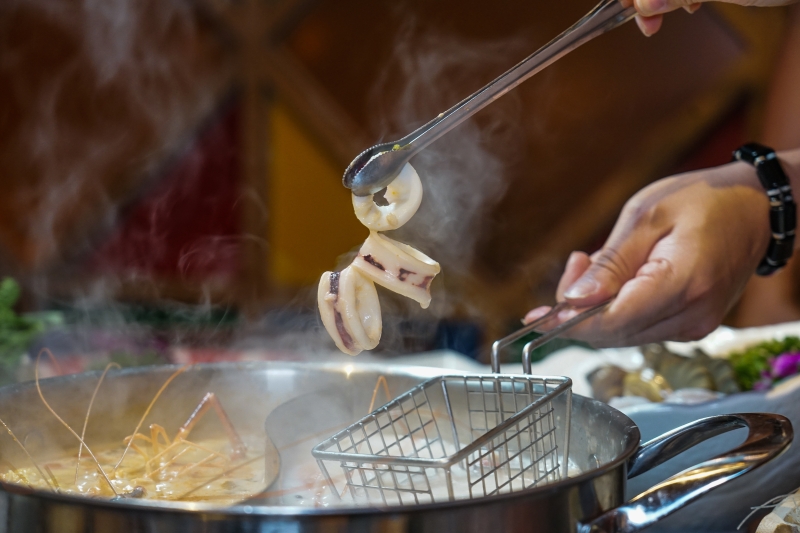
[632,0,702,36]
[523,306,552,324]
[635,0,703,16]
[532,226,710,346]
[635,14,663,37]
[525,239,676,338]
[556,252,592,300]
[561,206,663,308]
[571,258,687,346]
[560,255,685,343]
[523,251,591,326]
[608,305,714,346]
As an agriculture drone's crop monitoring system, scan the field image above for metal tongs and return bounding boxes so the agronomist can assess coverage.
[343,0,637,196]
[491,301,610,373]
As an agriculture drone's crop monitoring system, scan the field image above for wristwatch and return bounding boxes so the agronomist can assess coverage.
[733,143,796,276]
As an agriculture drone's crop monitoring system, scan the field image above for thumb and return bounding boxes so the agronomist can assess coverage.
[562,216,659,307]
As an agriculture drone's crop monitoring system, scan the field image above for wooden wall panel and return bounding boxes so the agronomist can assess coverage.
[269,100,366,286]
[0,1,233,272]
[0,0,789,337]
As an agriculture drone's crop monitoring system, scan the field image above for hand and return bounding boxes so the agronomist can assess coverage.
[623,0,798,37]
[524,161,771,347]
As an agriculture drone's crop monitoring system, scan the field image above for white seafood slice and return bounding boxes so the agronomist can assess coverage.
[351,232,440,309]
[318,266,382,356]
[352,163,423,231]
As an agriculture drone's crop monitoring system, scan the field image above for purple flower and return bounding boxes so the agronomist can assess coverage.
[770,352,800,379]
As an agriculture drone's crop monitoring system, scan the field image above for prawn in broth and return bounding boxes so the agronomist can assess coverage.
[0,354,273,505]
[0,360,426,507]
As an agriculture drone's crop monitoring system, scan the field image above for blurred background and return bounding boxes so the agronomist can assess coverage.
[0,0,797,376]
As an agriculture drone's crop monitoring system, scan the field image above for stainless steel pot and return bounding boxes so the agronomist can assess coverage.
[0,362,790,533]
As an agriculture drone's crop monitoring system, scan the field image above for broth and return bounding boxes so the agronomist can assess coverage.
[1,435,267,505]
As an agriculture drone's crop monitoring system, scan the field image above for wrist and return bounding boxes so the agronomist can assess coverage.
[728,161,773,261]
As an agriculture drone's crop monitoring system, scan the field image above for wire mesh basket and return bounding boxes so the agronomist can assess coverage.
[312,374,572,505]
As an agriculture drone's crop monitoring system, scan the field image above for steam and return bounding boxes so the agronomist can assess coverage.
[355,21,530,350]
[370,23,526,271]
[249,22,533,356]
[3,1,533,359]
[0,0,245,374]
[3,0,228,285]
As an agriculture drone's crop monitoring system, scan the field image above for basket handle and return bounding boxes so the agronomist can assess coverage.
[577,413,793,533]
[490,301,609,373]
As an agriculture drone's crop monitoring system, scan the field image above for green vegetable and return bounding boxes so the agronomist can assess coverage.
[0,278,57,384]
[728,336,800,391]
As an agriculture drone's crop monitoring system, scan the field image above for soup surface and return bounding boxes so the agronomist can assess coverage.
[1,435,267,505]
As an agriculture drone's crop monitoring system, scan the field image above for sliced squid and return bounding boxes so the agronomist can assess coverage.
[351,232,440,309]
[352,163,423,231]
[318,266,382,356]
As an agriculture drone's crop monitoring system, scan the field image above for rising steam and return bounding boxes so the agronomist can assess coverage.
[357,20,530,351]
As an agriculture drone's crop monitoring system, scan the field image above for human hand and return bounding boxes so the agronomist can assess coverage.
[623,0,798,37]
[524,162,771,347]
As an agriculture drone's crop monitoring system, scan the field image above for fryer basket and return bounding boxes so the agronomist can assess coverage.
[312,374,572,505]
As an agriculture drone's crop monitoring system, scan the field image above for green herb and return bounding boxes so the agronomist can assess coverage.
[0,278,49,384]
[728,336,800,391]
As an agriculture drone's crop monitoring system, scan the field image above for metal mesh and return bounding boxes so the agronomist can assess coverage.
[313,375,571,506]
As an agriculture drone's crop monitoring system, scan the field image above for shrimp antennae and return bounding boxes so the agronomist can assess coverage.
[175,453,265,500]
[367,375,392,413]
[44,465,60,490]
[113,365,189,472]
[0,417,54,492]
[38,348,63,377]
[35,350,117,496]
[75,362,120,484]
[175,392,247,459]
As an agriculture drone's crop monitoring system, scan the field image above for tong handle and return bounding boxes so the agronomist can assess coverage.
[491,301,610,374]
[398,0,636,155]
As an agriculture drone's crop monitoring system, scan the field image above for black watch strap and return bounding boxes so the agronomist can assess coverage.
[733,142,796,276]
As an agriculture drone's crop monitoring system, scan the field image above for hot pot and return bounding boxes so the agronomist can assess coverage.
[0,362,790,533]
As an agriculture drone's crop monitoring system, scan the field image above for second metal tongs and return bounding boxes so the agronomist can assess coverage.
[344,0,637,196]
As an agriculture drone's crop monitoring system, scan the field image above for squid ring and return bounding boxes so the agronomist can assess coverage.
[318,266,382,356]
[352,163,423,231]
[351,232,440,309]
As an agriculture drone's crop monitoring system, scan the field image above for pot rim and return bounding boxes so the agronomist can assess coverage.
[0,361,642,517]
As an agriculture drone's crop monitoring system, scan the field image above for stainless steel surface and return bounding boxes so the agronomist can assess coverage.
[312,375,571,505]
[581,413,793,533]
[0,362,790,533]
[491,301,611,373]
[262,389,356,498]
[343,0,637,196]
